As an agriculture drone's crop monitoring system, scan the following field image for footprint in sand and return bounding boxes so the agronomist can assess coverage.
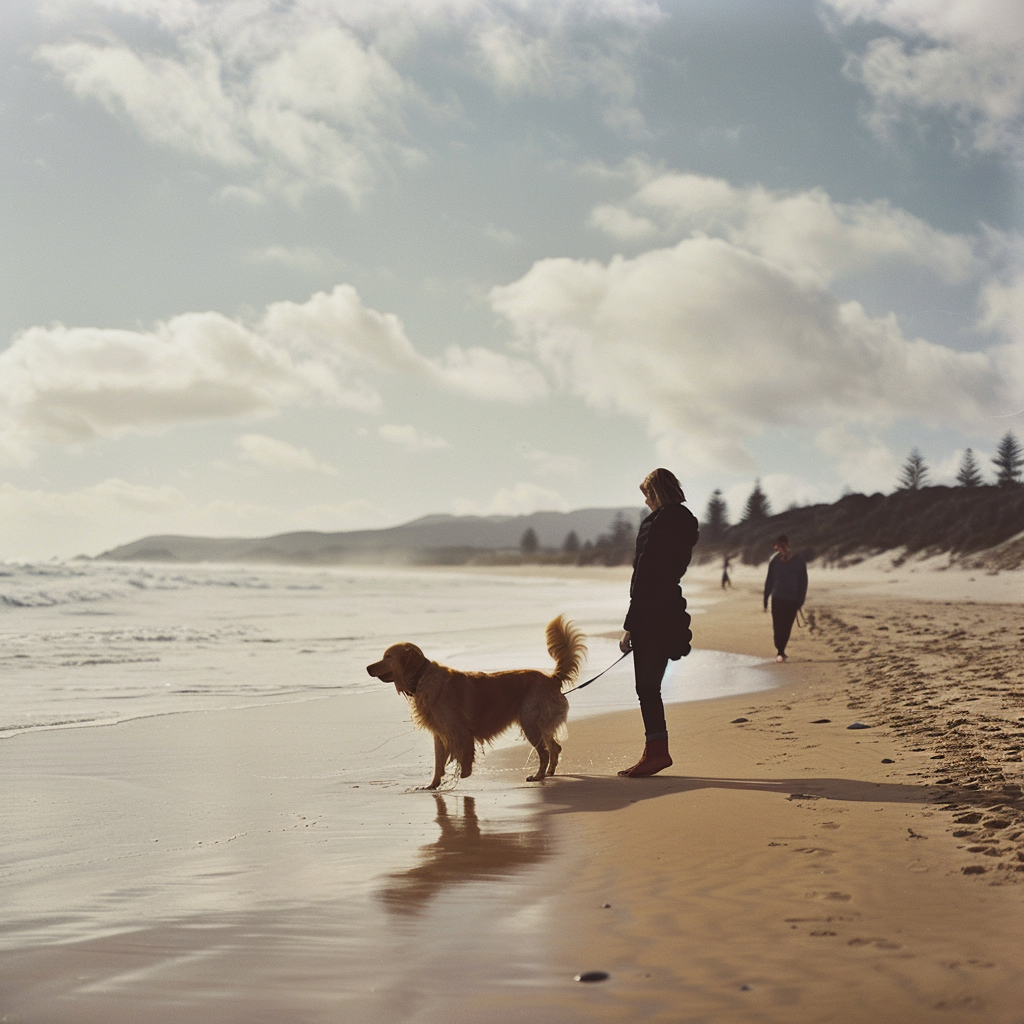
[848,937,902,949]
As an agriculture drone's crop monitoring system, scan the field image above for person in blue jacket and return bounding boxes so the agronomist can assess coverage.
[618,468,699,777]
[763,534,808,662]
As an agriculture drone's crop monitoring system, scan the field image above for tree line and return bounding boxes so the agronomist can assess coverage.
[897,432,1022,491]
[702,430,1023,543]
[519,511,638,567]
[512,431,1023,568]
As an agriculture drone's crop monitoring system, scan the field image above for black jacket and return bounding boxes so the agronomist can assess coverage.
[763,554,808,608]
[623,503,700,659]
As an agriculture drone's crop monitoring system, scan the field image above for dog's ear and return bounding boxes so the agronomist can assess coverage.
[397,644,425,676]
[393,644,425,693]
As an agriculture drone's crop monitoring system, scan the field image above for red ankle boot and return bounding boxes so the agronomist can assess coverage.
[618,737,672,778]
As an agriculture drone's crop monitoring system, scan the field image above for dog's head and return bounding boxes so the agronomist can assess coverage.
[366,643,427,695]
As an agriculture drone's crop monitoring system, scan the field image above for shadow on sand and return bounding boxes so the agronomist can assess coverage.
[539,772,970,815]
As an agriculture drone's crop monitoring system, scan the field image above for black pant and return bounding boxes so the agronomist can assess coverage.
[771,598,800,656]
[632,644,670,740]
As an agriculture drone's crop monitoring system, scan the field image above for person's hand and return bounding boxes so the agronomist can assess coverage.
[619,631,632,653]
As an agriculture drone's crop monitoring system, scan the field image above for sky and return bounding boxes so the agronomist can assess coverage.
[1,0,1022,559]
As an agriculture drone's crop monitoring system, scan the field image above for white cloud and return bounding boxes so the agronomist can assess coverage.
[378,423,450,452]
[588,203,657,241]
[466,11,649,131]
[822,0,1024,159]
[429,345,548,402]
[39,0,661,200]
[591,170,979,285]
[38,24,417,204]
[38,39,255,167]
[259,284,422,372]
[490,235,1011,472]
[235,433,337,473]
[0,283,545,463]
[977,267,1024,412]
[821,0,1024,52]
[452,481,569,516]
[814,424,902,493]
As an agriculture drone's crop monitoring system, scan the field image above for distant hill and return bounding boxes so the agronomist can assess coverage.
[95,508,646,566]
[93,486,1024,570]
[700,485,1024,570]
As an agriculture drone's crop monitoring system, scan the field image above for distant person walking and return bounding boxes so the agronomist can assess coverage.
[618,468,699,777]
[721,554,731,589]
[763,535,807,662]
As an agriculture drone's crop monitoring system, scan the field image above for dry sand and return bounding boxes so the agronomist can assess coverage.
[2,558,1023,1023]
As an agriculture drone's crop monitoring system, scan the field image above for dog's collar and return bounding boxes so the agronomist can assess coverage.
[406,660,430,694]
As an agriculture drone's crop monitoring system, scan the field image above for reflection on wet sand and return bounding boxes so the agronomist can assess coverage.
[379,794,551,916]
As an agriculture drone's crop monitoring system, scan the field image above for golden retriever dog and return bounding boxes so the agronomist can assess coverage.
[366,616,585,789]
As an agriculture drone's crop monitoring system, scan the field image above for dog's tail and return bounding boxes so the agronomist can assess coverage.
[546,615,587,687]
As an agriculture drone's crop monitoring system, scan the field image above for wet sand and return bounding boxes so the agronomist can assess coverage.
[2,560,1023,1022]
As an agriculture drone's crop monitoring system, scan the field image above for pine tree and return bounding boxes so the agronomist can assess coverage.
[955,448,983,487]
[591,512,636,566]
[703,489,730,542]
[562,530,580,555]
[897,448,928,490]
[606,512,635,564]
[742,479,771,522]
[520,527,539,555]
[992,431,1024,487]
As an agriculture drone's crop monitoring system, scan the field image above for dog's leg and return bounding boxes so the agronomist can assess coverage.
[546,736,562,776]
[455,739,475,780]
[523,724,549,782]
[426,735,448,790]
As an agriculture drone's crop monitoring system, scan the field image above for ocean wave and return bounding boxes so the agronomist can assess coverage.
[0,560,327,612]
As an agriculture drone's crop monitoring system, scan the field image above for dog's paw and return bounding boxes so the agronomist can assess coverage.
[525,773,546,782]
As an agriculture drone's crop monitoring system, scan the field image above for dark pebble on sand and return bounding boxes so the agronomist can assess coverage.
[731,717,749,724]
[575,971,610,983]
[812,719,831,724]
[847,722,871,730]
[881,758,895,764]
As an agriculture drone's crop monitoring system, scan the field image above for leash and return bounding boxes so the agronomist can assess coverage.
[563,650,632,695]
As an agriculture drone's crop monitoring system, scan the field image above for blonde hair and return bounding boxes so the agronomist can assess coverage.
[641,468,685,507]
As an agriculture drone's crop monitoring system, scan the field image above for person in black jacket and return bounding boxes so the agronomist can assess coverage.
[763,534,808,662]
[618,468,700,777]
